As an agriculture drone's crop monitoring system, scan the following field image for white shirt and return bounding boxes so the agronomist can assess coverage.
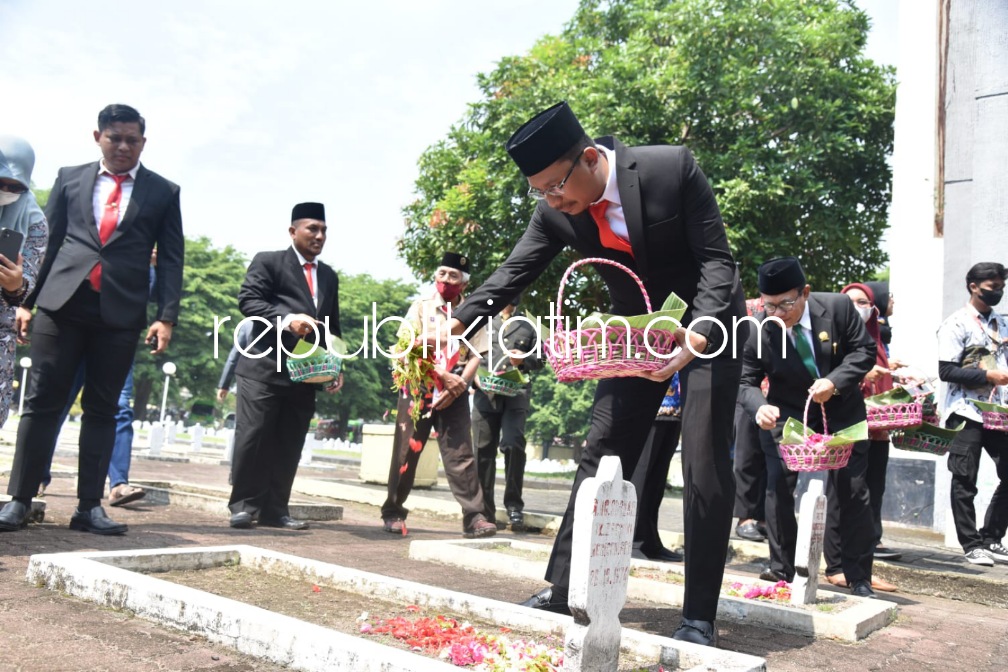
[937,302,1008,422]
[291,246,318,308]
[589,144,629,241]
[787,301,820,376]
[92,160,140,230]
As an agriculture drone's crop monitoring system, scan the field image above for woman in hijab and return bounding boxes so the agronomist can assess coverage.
[823,282,901,592]
[0,135,48,427]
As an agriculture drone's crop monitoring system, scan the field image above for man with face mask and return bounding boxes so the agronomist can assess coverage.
[380,252,497,539]
[0,136,48,430]
[936,262,1008,566]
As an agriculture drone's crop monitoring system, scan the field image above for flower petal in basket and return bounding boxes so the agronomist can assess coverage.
[781,418,869,446]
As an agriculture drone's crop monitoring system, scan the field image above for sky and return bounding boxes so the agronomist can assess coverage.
[1,0,899,285]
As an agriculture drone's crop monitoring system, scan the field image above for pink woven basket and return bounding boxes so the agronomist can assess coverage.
[917,393,939,425]
[546,257,679,382]
[981,388,1008,433]
[866,402,922,431]
[779,394,854,472]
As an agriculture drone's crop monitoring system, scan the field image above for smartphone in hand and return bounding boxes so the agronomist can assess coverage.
[0,228,24,263]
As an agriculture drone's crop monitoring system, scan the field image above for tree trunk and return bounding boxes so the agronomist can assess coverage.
[133,376,154,422]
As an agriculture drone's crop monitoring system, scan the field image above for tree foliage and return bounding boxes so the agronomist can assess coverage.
[398,0,896,309]
[527,375,597,454]
[134,237,248,419]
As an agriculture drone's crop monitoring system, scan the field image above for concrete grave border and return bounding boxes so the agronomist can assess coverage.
[408,538,897,642]
[26,545,766,671]
[135,480,343,522]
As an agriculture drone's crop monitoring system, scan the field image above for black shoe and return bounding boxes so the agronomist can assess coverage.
[735,520,767,542]
[69,506,127,535]
[229,511,254,529]
[0,501,30,531]
[672,618,718,647]
[874,545,902,561]
[519,586,571,615]
[759,567,789,583]
[850,579,877,598]
[259,516,308,530]
[641,546,684,563]
[756,521,768,537]
[508,508,526,532]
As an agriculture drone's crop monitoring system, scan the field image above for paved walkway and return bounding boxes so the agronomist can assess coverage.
[1,422,1007,671]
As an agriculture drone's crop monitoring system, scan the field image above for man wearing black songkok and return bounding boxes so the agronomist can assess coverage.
[432,101,747,646]
[738,256,878,597]
[227,202,343,530]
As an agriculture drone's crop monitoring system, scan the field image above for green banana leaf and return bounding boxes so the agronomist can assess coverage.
[477,366,529,385]
[901,421,966,440]
[864,387,916,408]
[781,418,869,446]
[578,292,688,345]
[292,334,348,357]
[972,399,1008,414]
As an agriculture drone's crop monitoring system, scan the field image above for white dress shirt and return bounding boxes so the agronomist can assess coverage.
[589,144,630,241]
[92,160,140,230]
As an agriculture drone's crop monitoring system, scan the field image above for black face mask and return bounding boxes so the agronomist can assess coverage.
[979,288,1004,307]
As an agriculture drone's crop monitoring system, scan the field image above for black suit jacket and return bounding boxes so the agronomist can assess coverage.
[29,161,184,329]
[453,138,744,345]
[738,292,875,441]
[235,247,341,387]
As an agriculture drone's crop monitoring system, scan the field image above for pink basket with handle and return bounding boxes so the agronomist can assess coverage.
[779,394,854,472]
[866,402,922,431]
[546,257,679,382]
[980,387,1008,433]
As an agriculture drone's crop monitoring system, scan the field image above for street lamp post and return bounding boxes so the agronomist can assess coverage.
[159,362,177,423]
[18,356,31,416]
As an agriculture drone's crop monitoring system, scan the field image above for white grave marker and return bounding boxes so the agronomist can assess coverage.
[564,455,636,672]
[191,424,204,452]
[166,422,178,445]
[300,436,317,466]
[223,429,236,464]
[149,423,165,457]
[790,479,827,606]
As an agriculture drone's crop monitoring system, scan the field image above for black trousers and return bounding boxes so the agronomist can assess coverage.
[381,390,486,531]
[7,286,138,501]
[732,401,767,521]
[228,375,315,520]
[630,419,682,554]
[946,414,1008,552]
[764,435,874,584]
[545,352,741,622]
[472,387,530,517]
[824,438,889,575]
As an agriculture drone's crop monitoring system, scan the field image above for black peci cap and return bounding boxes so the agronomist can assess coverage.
[758,257,807,295]
[505,101,586,177]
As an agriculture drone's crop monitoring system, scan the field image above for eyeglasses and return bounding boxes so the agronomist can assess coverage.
[528,154,581,201]
[763,295,801,314]
[0,181,28,195]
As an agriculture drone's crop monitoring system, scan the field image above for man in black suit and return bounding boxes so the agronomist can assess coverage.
[441,102,746,646]
[227,202,343,530]
[737,257,878,597]
[0,104,183,535]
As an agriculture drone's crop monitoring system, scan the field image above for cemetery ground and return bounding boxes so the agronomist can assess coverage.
[2,430,1008,670]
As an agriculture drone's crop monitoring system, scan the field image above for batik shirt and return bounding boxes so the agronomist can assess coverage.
[936,303,1008,422]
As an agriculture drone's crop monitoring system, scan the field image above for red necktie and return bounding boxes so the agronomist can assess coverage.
[589,199,633,256]
[89,174,129,291]
[304,262,315,298]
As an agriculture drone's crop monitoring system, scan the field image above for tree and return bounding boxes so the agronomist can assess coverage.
[398,0,896,309]
[527,375,597,457]
[313,272,418,428]
[133,237,247,420]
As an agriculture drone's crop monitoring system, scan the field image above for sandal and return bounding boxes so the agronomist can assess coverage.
[109,483,146,507]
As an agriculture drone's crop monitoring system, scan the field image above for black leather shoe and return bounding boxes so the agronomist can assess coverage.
[672,618,718,647]
[642,546,684,562]
[735,520,767,542]
[850,579,877,598]
[0,500,30,531]
[519,586,571,615]
[259,516,308,530]
[759,566,789,583]
[229,511,254,529]
[69,506,127,535]
[874,545,902,561]
[756,521,768,537]
[508,508,526,532]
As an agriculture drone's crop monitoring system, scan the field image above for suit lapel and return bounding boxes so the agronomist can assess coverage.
[808,297,834,376]
[79,163,101,246]
[613,141,648,277]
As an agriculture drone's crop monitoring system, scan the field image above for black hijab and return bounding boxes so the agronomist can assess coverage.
[865,280,891,345]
